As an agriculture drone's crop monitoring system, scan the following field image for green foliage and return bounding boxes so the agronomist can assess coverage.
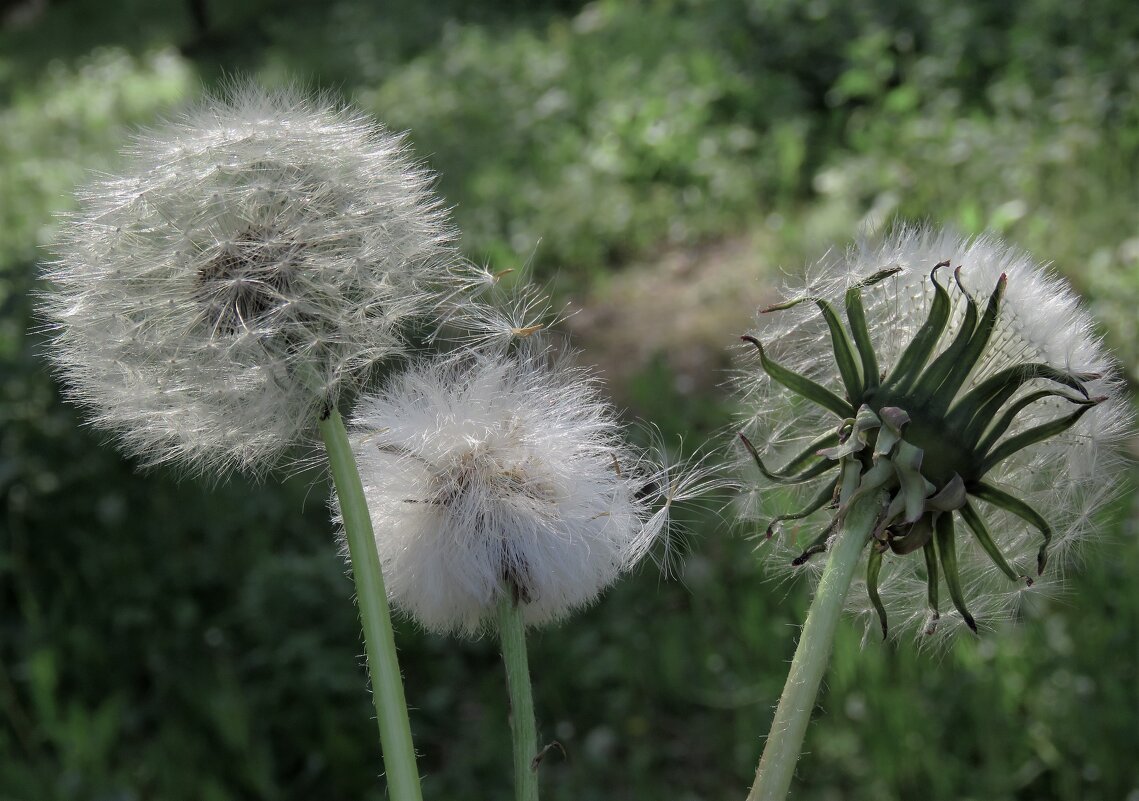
[2,1,1137,800]
[364,3,801,275]
[0,49,192,268]
[809,5,1139,371]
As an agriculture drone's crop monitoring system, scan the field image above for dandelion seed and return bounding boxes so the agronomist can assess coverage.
[736,226,1131,642]
[437,267,574,355]
[39,83,466,476]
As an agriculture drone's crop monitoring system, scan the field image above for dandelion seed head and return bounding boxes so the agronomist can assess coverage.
[346,347,667,636]
[737,225,1131,644]
[39,83,466,476]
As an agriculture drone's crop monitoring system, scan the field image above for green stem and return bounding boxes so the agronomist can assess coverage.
[497,589,540,801]
[748,466,877,801]
[318,407,423,801]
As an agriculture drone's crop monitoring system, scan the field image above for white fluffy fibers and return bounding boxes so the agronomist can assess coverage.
[39,83,463,477]
[348,348,664,636]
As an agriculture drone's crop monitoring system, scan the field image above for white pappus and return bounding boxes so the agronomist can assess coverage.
[39,83,466,476]
[345,344,713,637]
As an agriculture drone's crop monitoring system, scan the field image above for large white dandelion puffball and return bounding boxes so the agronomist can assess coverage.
[40,83,463,476]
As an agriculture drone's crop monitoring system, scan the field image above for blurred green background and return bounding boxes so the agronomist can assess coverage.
[2,0,1138,799]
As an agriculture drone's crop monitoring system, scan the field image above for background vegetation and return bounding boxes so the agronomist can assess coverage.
[2,0,1137,799]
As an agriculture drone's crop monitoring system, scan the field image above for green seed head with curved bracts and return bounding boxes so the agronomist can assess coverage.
[736,227,1130,642]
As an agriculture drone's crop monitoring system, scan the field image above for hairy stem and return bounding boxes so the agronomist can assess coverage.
[319,407,422,801]
[748,470,877,801]
[498,589,540,801]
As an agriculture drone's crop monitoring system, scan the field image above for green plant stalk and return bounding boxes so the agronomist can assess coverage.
[497,589,540,801]
[748,470,878,801]
[318,406,423,801]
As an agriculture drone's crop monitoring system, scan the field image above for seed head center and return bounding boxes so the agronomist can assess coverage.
[195,228,303,334]
[880,407,976,488]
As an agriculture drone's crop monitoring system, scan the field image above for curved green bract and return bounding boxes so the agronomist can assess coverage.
[866,547,888,639]
[910,274,979,408]
[790,519,838,566]
[968,388,1080,452]
[972,481,1054,575]
[934,512,977,633]
[738,432,839,485]
[922,540,940,633]
[844,287,879,393]
[765,476,839,538]
[815,298,863,400]
[980,401,1099,474]
[888,515,934,556]
[742,336,853,419]
[958,500,1023,583]
[883,264,950,393]
[925,274,1006,416]
[946,362,1092,432]
[740,429,840,479]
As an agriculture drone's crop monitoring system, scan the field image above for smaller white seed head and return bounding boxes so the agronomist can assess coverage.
[346,345,670,636]
[39,82,466,477]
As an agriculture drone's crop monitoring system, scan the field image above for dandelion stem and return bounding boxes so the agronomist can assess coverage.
[748,468,877,801]
[318,407,422,801]
[498,588,540,801]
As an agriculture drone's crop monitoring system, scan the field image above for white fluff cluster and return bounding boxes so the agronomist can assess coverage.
[347,347,666,636]
[738,225,1131,642]
[39,84,463,476]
